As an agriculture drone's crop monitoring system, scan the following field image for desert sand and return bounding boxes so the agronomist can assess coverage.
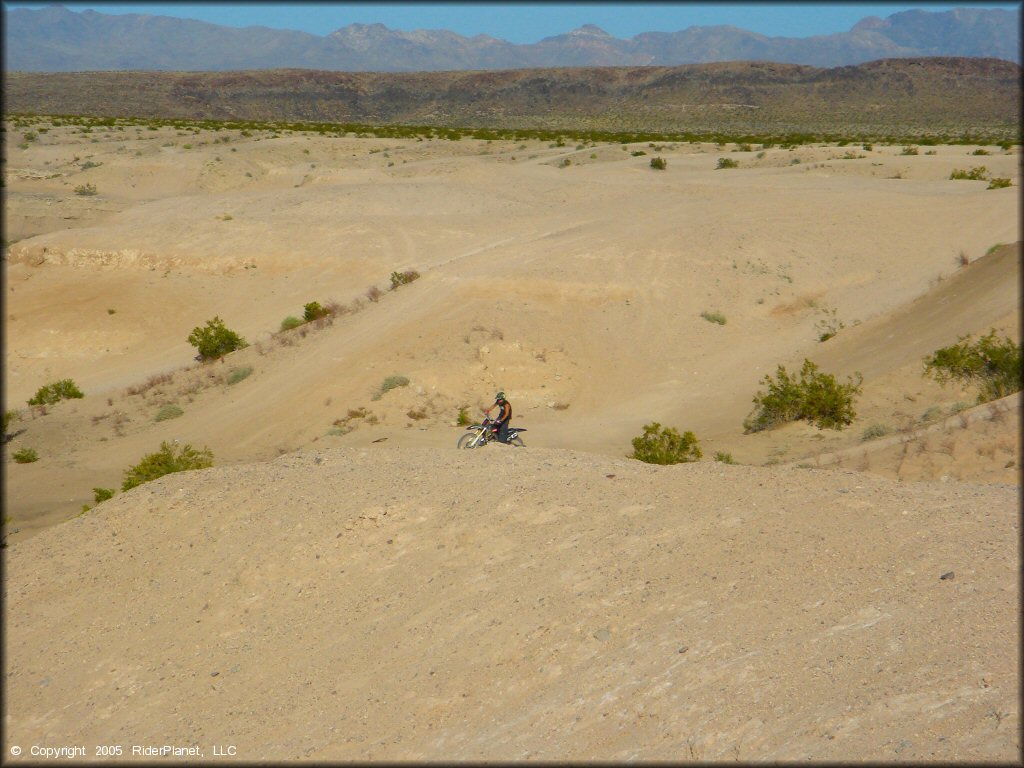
[2,120,1020,761]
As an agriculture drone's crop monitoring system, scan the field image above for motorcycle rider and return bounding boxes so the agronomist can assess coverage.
[483,391,512,444]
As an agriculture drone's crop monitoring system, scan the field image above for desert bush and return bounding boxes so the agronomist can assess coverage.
[923,330,1021,403]
[303,301,329,322]
[121,441,213,492]
[154,404,184,422]
[187,316,247,361]
[630,422,702,465]
[861,423,892,441]
[28,378,84,406]
[12,448,39,464]
[701,310,726,325]
[457,407,471,426]
[407,407,427,420]
[3,410,19,436]
[743,359,863,433]
[650,157,667,170]
[949,166,988,180]
[987,177,1012,189]
[226,367,252,385]
[378,375,410,397]
[93,487,115,504]
[716,158,739,169]
[365,285,383,303]
[74,183,97,196]
[972,148,991,155]
[900,146,919,155]
[631,150,647,156]
[280,315,304,331]
[814,306,845,342]
[390,270,421,289]
[713,451,735,464]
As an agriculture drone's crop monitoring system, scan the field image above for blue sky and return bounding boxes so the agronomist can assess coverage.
[5,2,1020,43]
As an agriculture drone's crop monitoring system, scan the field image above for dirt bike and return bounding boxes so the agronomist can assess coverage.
[457,416,526,448]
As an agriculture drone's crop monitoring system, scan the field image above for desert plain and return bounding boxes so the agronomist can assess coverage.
[2,118,1021,761]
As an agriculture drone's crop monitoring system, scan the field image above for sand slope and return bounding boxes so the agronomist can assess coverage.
[4,448,1018,761]
[2,121,1020,761]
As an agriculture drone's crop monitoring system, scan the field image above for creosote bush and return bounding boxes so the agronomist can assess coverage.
[716,158,739,169]
[74,183,97,196]
[949,166,988,180]
[93,487,115,504]
[923,330,1021,403]
[743,359,863,433]
[390,270,421,289]
[28,379,84,406]
[280,316,304,331]
[701,310,726,325]
[121,441,214,491]
[12,448,39,464]
[187,316,247,361]
[630,422,702,465]
[303,301,329,322]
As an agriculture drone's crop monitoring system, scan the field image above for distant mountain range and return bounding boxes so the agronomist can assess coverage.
[3,4,1020,72]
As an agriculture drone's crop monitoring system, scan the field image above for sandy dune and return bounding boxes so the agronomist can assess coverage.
[2,120,1020,760]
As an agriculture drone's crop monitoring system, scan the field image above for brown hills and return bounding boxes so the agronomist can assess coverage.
[5,57,1020,137]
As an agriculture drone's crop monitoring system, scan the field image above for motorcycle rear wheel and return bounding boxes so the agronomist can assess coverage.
[510,436,525,447]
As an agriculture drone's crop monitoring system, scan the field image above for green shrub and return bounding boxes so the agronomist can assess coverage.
[226,366,252,385]
[987,177,1012,190]
[457,406,471,426]
[631,150,647,156]
[630,423,702,465]
[121,441,213,491]
[93,487,115,504]
[4,410,20,434]
[713,451,735,464]
[900,146,919,155]
[650,157,667,170]
[154,404,184,422]
[716,158,739,169]
[389,270,421,289]
[12,448,39,464]
[187,316,247,360]
[743,359,863,433]
[814,306,845,342]
[74,183,97,196]
[28,378,84,406]
[374,375,410,400]
[861,423,892,441]
[972,148,991,155]
[701,310,726,325]
[280,315,304,331]
[923,330,1021,403]
[949,166,988,180]
[303,301,329,322]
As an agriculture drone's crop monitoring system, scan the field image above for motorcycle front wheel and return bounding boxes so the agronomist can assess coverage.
[457,432,484,449]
